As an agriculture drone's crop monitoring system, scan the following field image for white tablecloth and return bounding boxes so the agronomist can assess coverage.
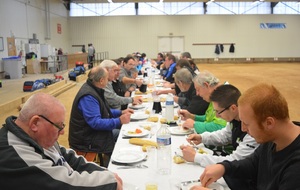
[108,92,230,189]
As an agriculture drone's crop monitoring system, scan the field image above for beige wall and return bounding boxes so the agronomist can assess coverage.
[1,0,299,60]
[0,0,69,59]
[69,15,300,59]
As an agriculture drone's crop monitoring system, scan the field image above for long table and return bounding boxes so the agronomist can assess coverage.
[108,79,230,190]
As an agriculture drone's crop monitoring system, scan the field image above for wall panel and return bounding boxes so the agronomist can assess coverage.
[69,15,300,59]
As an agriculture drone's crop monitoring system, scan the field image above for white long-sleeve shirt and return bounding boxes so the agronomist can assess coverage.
[194,122,259,167]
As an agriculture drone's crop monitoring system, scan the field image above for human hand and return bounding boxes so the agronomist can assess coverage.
[124,91,131,97]
[163,82,171,88]
[128,86,135,92]
[119,113,131,124]
[132,96,143,105]
[182,119,195,129]
[173,96,179,103]
[153,90,161,95]
[186,134,202,145]
[200,164,225,188]
[178,109,192,120]
[114,173,123,190]
[135,79,143,86]
[122,108,134,115]
[180,145,196,162]
[190,185,211,190]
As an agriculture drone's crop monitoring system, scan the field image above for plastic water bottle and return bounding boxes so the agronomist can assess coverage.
[165,94,174,123]
[156,124,171,175]
[151,68,156,85]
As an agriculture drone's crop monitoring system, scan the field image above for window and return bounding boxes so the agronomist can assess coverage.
[273,2,300,14]
[69,2,299,16]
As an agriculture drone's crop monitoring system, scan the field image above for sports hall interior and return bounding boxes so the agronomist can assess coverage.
[0,0,299,148]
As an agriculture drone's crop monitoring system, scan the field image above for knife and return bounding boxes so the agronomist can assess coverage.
[111,160,133,166]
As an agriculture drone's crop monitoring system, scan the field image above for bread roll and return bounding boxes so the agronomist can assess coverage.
[173,155,185,164]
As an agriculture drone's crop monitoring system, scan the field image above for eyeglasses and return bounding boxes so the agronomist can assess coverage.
[38,115,65,132]
[215,105,232,115]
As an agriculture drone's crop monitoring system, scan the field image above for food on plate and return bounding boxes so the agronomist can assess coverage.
[127,128,143,134]
[145,110,150,114]
[179,126,189,132]
[142,125,152,131]
[198,148,208,154]
[148,116,159,122]
[160,116,178,124]
[142,98,152,102]
[173,155,185,164]
[129,138,158,147]
[135,90,147,95]
[160,97,166,102]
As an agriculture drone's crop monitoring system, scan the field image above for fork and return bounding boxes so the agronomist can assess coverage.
[185,135,198,150]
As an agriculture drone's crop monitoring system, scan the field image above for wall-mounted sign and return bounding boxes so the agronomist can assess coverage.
[260,23,286,29]
[57,23,62,34]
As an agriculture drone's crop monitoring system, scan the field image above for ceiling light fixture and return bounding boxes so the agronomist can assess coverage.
[159,0,164,3]
[107,0,113,3]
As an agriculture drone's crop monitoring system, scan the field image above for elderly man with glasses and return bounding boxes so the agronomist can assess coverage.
[0,93,123,190]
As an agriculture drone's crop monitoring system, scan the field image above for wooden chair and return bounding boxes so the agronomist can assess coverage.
[75,150,105,166]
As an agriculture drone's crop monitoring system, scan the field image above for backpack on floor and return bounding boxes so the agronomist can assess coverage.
[23,81,34,92]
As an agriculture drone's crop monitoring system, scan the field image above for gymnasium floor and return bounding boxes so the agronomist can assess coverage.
[0,62,299,148]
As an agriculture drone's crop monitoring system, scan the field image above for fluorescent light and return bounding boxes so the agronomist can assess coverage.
[159,0,163,3]
[107,0,113,3]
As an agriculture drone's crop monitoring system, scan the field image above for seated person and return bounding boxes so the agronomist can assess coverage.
[180,84,259,167]
[69,66,134,167]
[112,57,127,97]
[100,60,142,110]
[119,56,143,93]
[163,53,177,83]
[180,52,199,73]
[174,68,209,115]
[179,71,227,133]
[198,83,300,190]
[0,92,122,189]
[152,52,165,70]
[156,59,208,115]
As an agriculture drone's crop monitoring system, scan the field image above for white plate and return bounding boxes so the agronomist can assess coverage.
[139,122,156,129]
[131,113,149,121]
[183,182,224,190]
[161,102,179,108]
[123,128,149,137]
[112,151,146,164]
[128,104,145,110]
[170,127,193,135]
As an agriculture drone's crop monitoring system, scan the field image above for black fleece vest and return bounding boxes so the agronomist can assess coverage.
[69,80,115,154]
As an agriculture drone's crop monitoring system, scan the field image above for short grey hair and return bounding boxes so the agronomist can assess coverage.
[174,68,193,84]
[18,93,65,122]
[193,70,219,87]
[100,60,117,69]
[88,66,107,83]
